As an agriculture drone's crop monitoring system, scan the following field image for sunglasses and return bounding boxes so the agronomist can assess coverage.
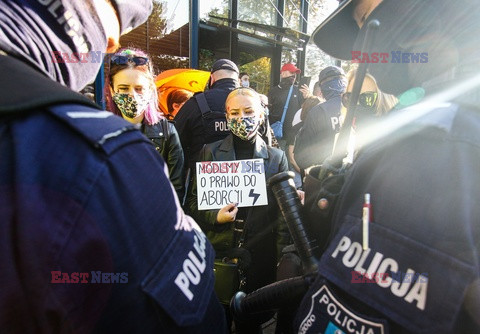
[110,55,149,66]
[342,91,378,109]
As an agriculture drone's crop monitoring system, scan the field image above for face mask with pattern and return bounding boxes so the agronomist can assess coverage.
[112,92,150,119]
[227,116,260,141]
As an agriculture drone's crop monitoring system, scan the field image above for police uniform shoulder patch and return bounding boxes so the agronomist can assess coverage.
[297,278,388,334]
[141,225,216,326]
[48,104,148,155]
[317,216,478,333]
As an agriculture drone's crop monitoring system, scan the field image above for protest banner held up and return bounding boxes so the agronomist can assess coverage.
[196,158,268,210]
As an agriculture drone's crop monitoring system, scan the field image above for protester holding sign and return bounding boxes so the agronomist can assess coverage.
[195,158,269,210]
[187,87,291,332]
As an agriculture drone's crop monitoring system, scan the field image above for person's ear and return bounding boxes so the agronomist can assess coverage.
[94,0,121,53]
[258,108,265,121]
[209,73,216,88]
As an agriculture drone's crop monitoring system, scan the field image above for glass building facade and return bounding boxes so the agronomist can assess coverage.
[117,0,325,94]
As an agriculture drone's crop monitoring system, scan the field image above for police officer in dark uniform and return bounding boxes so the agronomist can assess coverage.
[0,1,226,332]
[174,59,240,176]
[294,0,480,333]
[294,66,347,171]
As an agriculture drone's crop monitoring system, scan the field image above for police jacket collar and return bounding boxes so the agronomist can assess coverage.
[210,77,238,90]
[0,54,100,114]
[217,134,269,160]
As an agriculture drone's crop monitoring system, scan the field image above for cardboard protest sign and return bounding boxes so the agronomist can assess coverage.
[196,158,268,210]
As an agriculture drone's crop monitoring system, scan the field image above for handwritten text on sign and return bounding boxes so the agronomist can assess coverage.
[196,159,268,210]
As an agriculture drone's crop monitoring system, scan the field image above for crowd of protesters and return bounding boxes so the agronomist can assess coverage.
[98,40,397,217]
[103,50,403,331]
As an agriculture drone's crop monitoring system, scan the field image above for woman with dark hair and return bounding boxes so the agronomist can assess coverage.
[105,48,185,200]
[166,89,193,120]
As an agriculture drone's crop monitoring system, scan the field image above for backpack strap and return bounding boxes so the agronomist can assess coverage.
[280,85,294,124]
[193,92,230,145]
[194,93,211,116]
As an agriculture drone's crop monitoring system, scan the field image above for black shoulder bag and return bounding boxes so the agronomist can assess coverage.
[213,210,253,305]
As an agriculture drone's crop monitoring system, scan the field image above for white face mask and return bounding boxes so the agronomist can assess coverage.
[241,79,250,88]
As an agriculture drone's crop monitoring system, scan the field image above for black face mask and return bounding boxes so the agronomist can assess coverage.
[354,106,378,127]
[280,75,295,87]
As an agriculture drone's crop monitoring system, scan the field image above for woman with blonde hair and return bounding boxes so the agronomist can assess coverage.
[338,68,398,163]
[342,68,398,120]
[187,87,290,333]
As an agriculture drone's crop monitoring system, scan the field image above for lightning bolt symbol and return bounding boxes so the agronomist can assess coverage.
[249,189,260,206]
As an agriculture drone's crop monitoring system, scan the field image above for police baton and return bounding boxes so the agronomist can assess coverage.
[231,171,318,322]
[268,172,319,274]
[320,19,380,179]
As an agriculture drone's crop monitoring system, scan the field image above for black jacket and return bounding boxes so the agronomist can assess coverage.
[298,103,480,334]
[187,134,291,292]
[142,120,185,200]
[267,82,304,142]
[174,78,238,172]
[293,95,342,170]
[0,54,226,333]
